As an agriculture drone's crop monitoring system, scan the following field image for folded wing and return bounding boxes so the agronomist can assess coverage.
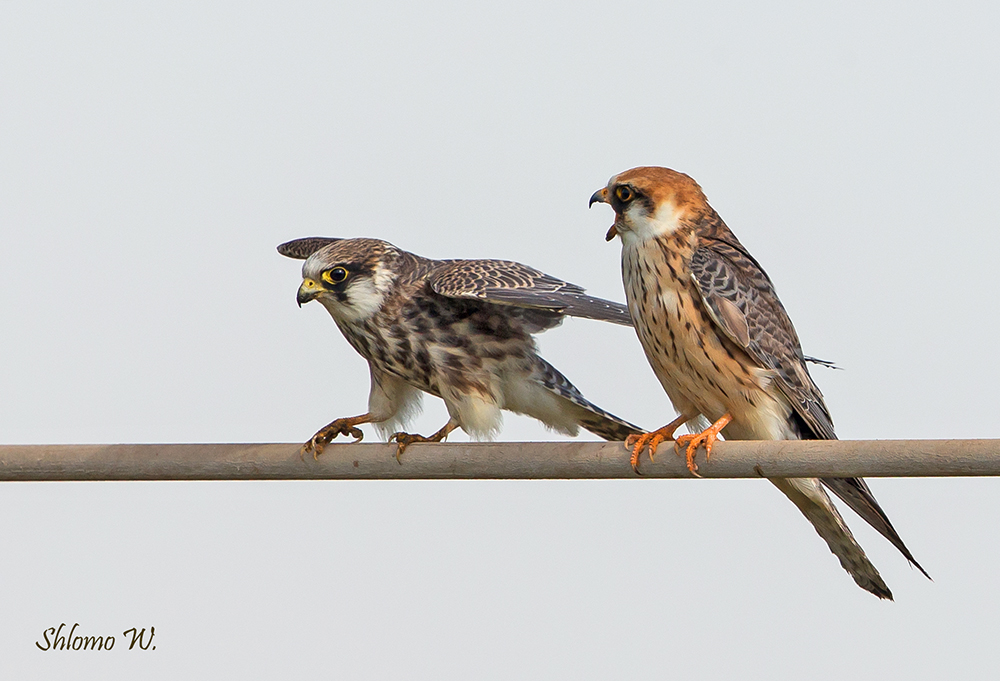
[689,237,928,578]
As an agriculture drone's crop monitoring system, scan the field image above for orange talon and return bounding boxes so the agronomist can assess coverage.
[674,413,732,476]
[623,414,691,474]
[625,431,667,474]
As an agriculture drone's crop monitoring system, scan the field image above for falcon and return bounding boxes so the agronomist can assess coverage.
[590,166,928,599]
[279,237,642,460]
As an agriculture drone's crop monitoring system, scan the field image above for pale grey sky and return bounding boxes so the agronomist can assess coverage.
[2,1,999,678]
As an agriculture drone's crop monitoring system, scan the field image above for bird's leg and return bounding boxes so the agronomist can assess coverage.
[388,420,460,464]
[674,413,732,476]
[302,413,372,461]
[389,419,458,465]
[624,413,691,474]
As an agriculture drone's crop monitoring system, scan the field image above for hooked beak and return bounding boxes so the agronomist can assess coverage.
[296,278,322,307]
[588,187,608,208]
[588,187,618,241]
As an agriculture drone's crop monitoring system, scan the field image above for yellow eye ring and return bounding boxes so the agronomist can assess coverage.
[615,186,634,202]
[322,267,349,285]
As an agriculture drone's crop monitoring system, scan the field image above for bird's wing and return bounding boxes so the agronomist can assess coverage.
[691,240,929,577]
[427,259,632,326]
[689,240,835,440]
[277,237,343,260]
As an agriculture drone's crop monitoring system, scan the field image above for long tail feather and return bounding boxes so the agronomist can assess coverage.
[821,477,931,579]
[770,477,893,599]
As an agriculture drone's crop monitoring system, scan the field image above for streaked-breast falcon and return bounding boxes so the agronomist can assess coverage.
[590,166,928,599]
[279,237,642,460]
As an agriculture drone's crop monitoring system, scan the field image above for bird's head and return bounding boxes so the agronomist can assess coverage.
[296,238,401,322]
[589,166,707,245]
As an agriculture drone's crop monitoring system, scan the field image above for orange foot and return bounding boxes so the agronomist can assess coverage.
[388,420,459,464]
[674,413,732,476]
[624,414,690,474]
[302,414,371,461]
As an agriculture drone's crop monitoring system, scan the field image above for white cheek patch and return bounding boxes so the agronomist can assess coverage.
[326,263,396,322]
[340,278,385,321]
[620,200,684,246]
[652,200,684,227]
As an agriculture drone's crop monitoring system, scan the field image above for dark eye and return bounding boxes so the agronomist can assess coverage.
[615,186,634,202]
[322,267,349,285]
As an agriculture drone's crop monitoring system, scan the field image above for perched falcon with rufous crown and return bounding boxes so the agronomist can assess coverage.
[279,237,642,460]
[590,166,928,599]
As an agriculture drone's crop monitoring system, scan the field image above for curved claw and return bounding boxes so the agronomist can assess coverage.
[673,413,732,477]
[623,415,690,475]
[388,431,433,465]
[625,431,669,475]
[301,419,366,461]
[673,433,705,477]
[388,422,457,465]
[387,432,414,465]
